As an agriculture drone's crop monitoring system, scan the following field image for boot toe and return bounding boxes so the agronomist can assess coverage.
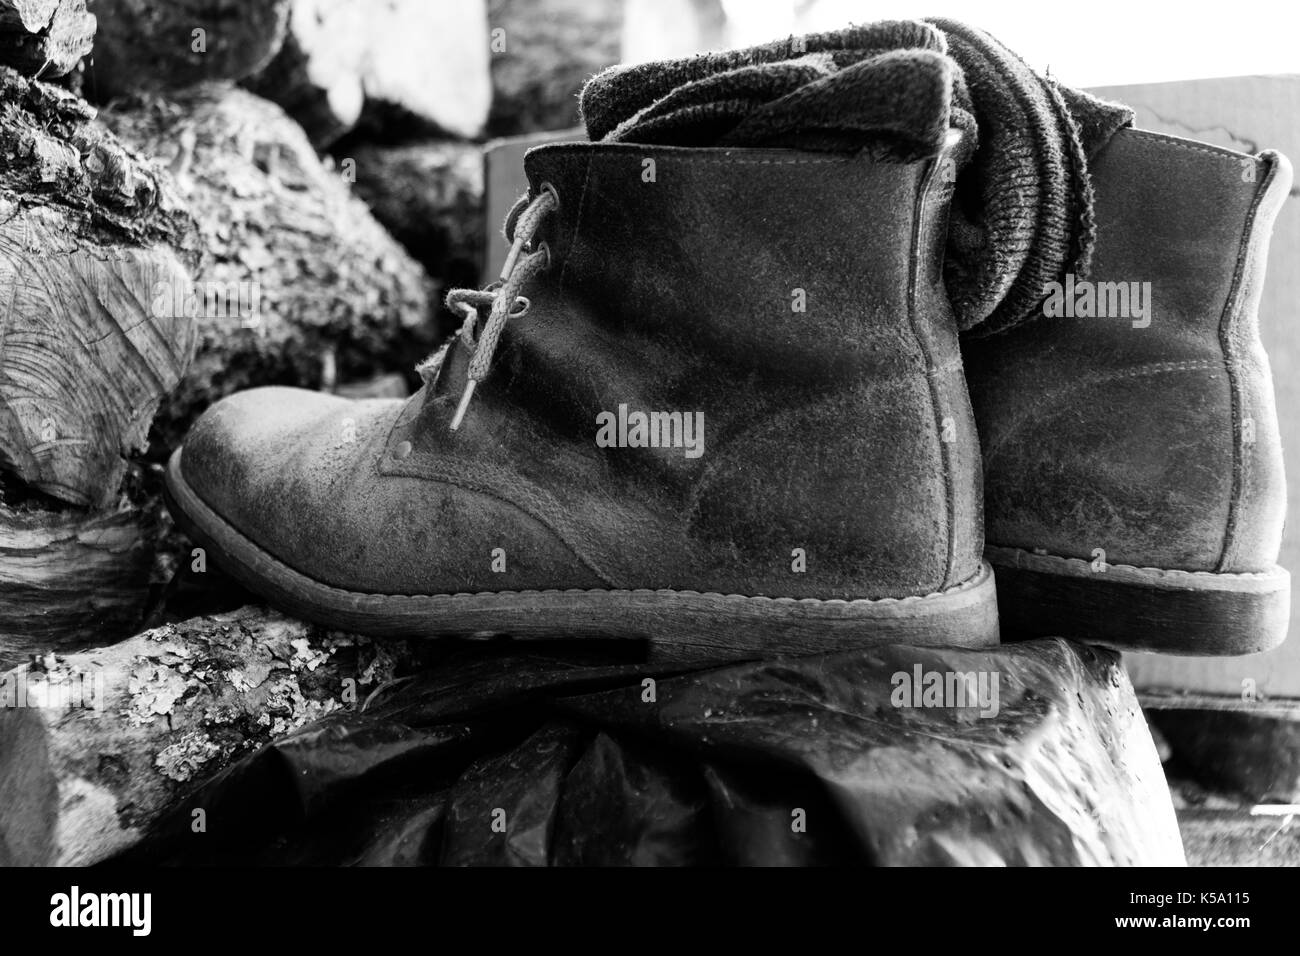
[176,385,403,563]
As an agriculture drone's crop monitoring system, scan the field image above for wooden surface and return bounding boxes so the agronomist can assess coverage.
[0,209,194,506]
[0,606,430,865]
[102,84,436,448]
[0,473,160,671]
[0,66,199,508]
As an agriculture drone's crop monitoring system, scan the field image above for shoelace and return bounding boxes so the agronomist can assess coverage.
[443,184,559,430]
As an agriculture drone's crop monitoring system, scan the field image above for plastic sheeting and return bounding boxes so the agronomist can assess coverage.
[109,639,1182,866]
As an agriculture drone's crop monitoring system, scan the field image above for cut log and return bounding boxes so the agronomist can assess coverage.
[0,605,428,866]
[0,211,196,506]
[100,84,437,445]
[0,67,199,667]
[0,0,94,76]
[345,139,484,292]
[86,0,291,100]
[244,0,491,148]
[0,470,161,673]
[0,67,200,507]
[486,0,623,137]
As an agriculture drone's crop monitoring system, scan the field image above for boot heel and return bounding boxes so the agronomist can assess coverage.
[988,546,1290,655]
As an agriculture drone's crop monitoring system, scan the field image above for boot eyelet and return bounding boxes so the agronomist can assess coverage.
[540,181,560,210]
[510,296,531,318]
[393,440,413,460]
[535,241,551,271]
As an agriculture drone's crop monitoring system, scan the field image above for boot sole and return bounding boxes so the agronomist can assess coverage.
[164,449,1000,663]
[987,545,1290,655]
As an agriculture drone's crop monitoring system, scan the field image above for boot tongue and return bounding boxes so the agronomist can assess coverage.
[579,18,1134,337]
[415,339,453,394]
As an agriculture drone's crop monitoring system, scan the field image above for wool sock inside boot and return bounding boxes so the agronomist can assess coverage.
[586,22,964,158]
[578,19,1134,336]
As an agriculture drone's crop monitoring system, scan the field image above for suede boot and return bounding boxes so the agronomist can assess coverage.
[963,128,1292,655]
[164,132,997,660]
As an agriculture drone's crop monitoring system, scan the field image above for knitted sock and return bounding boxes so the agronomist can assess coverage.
[928,17,1131,335]
[582,20,946,141]
[578,19,1133,336]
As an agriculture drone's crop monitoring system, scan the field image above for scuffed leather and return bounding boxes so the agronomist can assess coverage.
[180,139,983,600]
[181,387,609,594]
[964,129,1290,573]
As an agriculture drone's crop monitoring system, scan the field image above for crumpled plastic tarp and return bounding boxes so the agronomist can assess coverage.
[105,636,1177,867]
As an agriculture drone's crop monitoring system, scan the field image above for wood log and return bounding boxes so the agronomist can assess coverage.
[345,139,484,299]
[0,605,429,866]
[0,469,161,673]
[0,0,94,77]
[244,0,491,148]
[486,0,623,137]
[0,66,200,508]
[85,0,290,100]
[100,84,437,445]
[0,80,431,664]
[0,68,199,668]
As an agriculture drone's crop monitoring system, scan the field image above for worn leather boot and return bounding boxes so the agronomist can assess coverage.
[164,133,998,660]
[963,128,1292,655]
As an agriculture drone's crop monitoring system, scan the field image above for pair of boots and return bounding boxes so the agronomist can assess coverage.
[164,28,1291,660]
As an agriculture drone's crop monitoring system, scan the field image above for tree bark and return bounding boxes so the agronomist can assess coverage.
[345,139,484,295]
[86,0,290,100]
[0,0,94,77]
[0,605,427,865]
[486,0,624,137]
[100,84,437,447]
[0,66,200,508]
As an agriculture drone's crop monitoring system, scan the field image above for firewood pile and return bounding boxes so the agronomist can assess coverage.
[0,0,626,865]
